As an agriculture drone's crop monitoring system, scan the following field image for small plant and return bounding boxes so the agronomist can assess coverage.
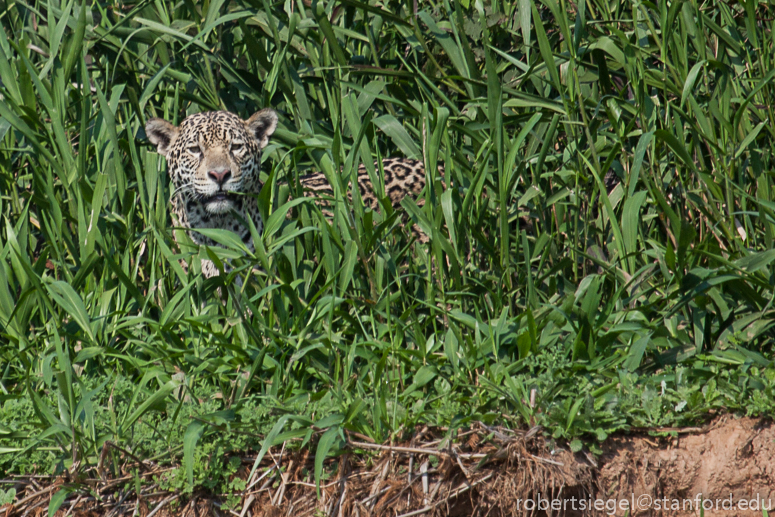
[0,488,16,506]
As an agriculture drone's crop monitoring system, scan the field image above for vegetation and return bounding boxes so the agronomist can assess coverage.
[2,0,775,503]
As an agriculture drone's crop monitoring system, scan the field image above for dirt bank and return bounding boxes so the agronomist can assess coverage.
[599,415,775,517]
[2,416,773,516]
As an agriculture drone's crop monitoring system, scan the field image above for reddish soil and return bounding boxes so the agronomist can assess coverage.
[2,416,773,517]
[599,415,775,517]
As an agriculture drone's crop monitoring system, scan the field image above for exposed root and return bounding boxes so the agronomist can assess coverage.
[4,416,775,516]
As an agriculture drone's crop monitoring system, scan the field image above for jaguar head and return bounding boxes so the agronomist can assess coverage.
[146,109,278,215]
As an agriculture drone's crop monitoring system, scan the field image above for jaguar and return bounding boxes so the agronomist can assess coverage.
[145,109,433,277]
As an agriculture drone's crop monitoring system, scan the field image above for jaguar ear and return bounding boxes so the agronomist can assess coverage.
[145,118,179,157]
[246,108,278,149]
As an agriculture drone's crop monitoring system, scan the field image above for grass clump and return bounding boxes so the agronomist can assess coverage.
[1,0,775,496]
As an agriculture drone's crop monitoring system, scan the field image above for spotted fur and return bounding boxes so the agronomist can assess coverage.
[146,109,433,277]
[297,157,431,214]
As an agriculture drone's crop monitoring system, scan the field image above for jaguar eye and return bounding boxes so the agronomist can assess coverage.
[231,142,244,153]
[188,145,202,156]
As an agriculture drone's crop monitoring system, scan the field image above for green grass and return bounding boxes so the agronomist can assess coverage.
[2,0,775,497]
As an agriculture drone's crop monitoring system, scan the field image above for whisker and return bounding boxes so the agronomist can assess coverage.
[171,182,195,198]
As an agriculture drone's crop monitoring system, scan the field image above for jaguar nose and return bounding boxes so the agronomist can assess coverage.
[208,168,231,186]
